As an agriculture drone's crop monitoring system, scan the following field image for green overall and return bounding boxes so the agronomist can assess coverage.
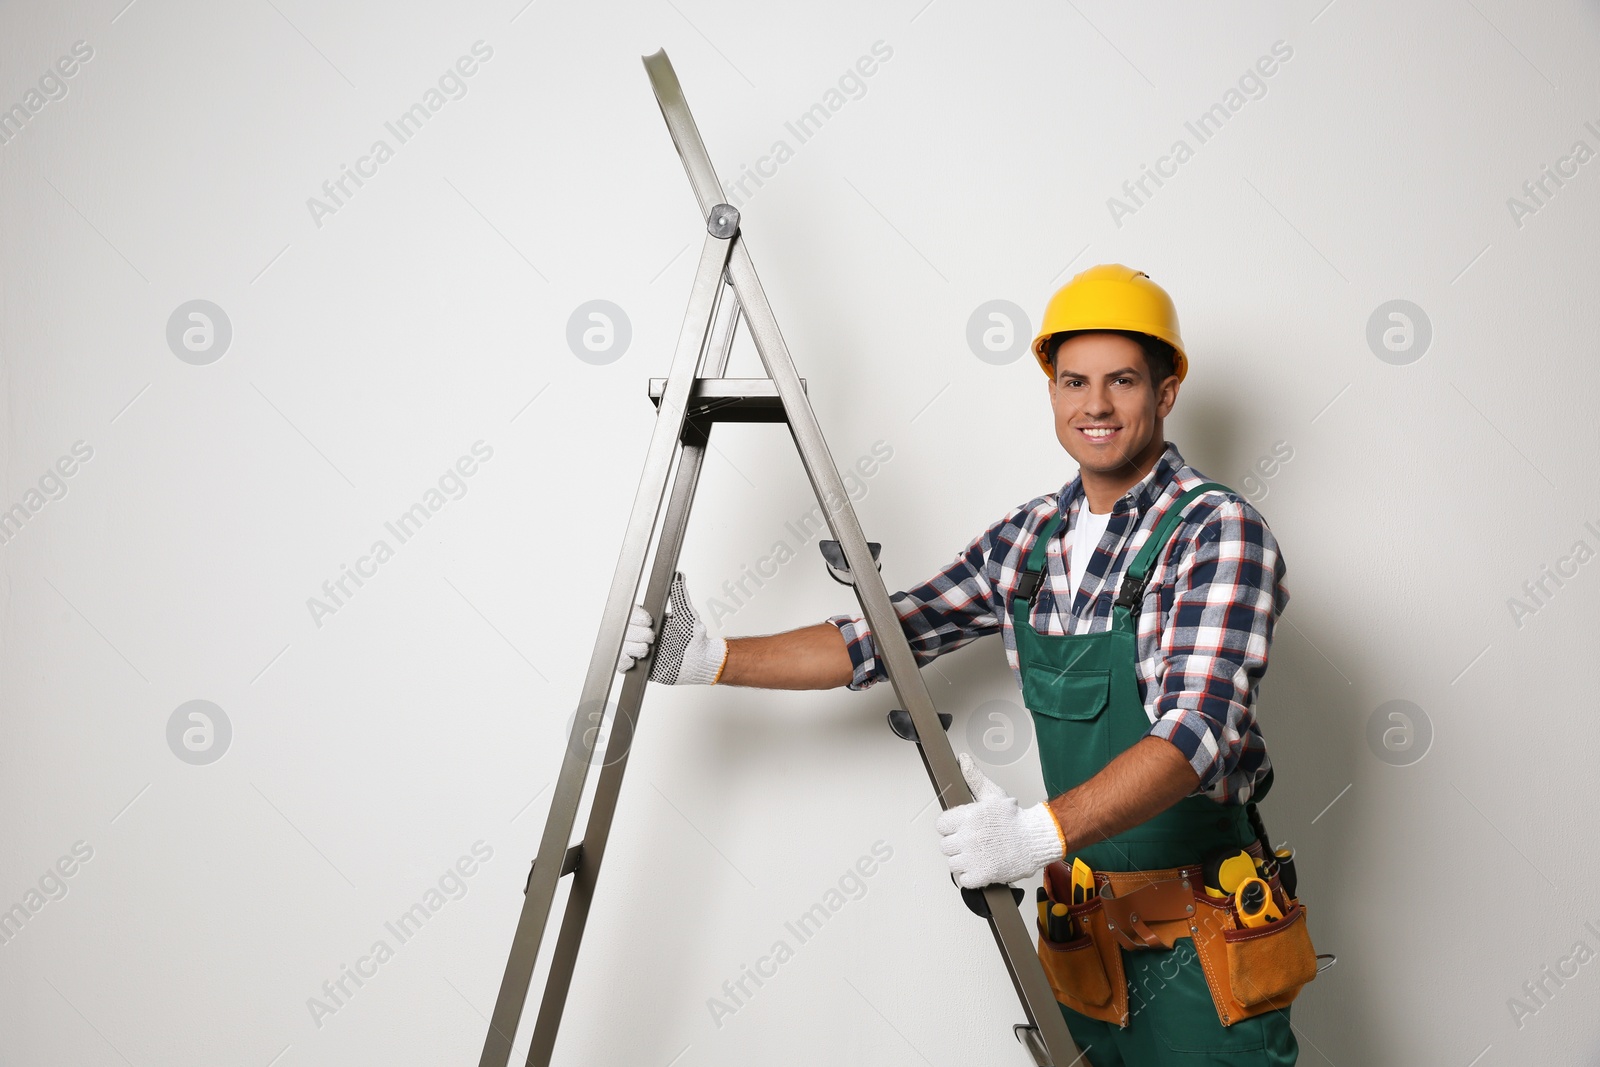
[1015,483,1298,1066]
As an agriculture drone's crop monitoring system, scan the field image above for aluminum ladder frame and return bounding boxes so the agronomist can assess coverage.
[476,49,1081,1067]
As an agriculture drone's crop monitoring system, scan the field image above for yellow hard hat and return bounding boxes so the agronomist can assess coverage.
[1031,264,1187,381]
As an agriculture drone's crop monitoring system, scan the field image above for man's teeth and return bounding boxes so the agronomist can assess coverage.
[1082,428,1116,438]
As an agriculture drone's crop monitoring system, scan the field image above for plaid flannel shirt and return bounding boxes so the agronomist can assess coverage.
[826,442,1287,804]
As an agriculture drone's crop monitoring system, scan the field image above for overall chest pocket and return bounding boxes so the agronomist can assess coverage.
[1023,668,1112,792]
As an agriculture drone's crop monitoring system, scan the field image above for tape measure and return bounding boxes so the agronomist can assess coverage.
[1235,877,1283,927]
[1202,848,1258,899]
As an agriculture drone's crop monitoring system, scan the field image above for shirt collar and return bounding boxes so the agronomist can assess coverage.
[1056,441,1187,519]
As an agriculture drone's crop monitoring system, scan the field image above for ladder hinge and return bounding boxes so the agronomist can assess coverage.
[524,843,584,893]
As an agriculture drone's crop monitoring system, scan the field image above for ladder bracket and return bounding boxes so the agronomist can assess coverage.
[1013,1024,1050,1067]
[524,844,584,893]
[886,708,951,743]
[819,539,882,585]
[960,882,1026,918]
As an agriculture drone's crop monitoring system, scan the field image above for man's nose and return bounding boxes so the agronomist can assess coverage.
[1083,384,1114,417]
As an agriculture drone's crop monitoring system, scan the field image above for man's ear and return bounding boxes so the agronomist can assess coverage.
[1155,375,1180,418]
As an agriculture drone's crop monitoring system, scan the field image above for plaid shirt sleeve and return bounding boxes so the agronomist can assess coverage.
[825,516,1012,691]
[1143,499,1288,796]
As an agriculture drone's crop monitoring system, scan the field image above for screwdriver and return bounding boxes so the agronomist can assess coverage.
[1047,903,1074,942]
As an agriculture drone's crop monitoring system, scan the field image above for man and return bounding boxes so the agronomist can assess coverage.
[621,264,1301,1064]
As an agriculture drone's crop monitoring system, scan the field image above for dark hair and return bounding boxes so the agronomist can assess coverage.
[1047,329,1176,387]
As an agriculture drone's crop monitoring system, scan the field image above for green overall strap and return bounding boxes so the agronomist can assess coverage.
[1111,481,1232,618]
[1012,481,1234,621]
[1019,514,1064,589]
[1011,512,1064,627]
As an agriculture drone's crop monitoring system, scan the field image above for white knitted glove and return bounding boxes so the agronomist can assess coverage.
[936,753,1066,889]
[615,572,728,684]
[617,606,656,673]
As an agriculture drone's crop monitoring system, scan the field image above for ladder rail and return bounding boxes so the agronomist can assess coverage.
[478,229,734,1067]
[725,242,1080,1063]
[522,291,743,1067]
[643,50,724,216]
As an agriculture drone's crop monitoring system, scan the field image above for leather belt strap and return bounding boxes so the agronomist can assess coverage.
[1097,867,1200,950]
[1092,843,1265,951]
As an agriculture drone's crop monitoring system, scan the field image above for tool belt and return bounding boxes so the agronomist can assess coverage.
[1035,841,1320,1029]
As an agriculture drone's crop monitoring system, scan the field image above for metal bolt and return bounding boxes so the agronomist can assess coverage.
[707,203,740,238]
[1129,912,1139,923]
[1186,904,1194,914]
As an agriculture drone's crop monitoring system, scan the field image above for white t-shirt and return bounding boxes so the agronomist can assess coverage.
[1066,504,1114,602]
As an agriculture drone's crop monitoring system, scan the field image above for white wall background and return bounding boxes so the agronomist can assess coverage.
[3,1,1599,1064]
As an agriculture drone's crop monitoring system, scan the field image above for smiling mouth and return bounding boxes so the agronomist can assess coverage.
[1077,426,1120,442]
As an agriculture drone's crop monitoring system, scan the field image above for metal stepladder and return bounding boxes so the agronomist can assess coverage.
[477,50,1083,1067]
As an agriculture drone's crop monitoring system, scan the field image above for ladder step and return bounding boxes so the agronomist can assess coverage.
[648,377,806,423]
[818,539,881,585]
[961,883,1026,918]
[1013,1024,1052,1066]
[523,843,584,893]
[886,708,951,743]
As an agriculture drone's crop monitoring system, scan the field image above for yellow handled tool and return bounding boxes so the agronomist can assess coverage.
[1070,858,1096,905]
[1202,848,1259,899]
[1235,877,1283,927]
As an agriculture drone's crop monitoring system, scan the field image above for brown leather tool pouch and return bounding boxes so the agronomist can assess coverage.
[1096,866,1204,951]
[1037,861,1127,1026]
[1188,884,1319,1026]
[1041,859,1320,1029]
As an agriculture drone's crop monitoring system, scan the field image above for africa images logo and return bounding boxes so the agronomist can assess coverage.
[305,41,494,228]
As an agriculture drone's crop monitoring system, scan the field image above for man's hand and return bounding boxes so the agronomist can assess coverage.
[618,607,656,673]
[936,753,1066,889]
[615,572,729,685]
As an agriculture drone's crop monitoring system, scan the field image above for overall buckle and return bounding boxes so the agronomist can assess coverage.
[1113,573,1148,615]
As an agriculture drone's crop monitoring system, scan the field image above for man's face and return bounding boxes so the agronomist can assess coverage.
[1048,332,1179,479]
